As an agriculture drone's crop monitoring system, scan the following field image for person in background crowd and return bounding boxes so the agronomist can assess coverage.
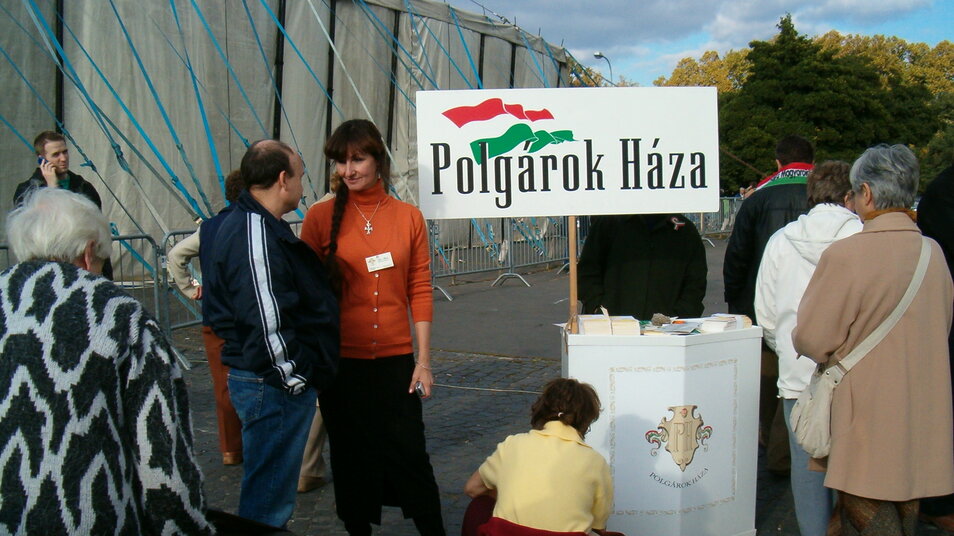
[301,119,444,536]
[754,161,862,536]
[724,134,814,476]
[577,213,706,320]
[916,162,954,532]
[206,139,339,528]
[794,144,954,535]
[0,188,213,534]
[14,130,113,279]
[167,169,245,466]
[463,378,614,536]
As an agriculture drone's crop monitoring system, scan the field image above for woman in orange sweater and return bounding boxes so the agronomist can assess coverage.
[301,119,443,536]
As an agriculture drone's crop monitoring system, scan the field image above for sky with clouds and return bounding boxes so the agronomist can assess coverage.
[445,0,952,86]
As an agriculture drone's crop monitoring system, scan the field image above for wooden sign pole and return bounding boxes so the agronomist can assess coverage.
[568,215,578,334]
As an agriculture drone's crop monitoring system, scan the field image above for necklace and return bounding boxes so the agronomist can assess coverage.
[353,200,383,235]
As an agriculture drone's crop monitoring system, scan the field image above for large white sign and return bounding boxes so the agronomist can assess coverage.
[416,87,720,219]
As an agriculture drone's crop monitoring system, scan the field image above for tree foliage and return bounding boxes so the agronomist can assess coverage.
[567,56,607,87]
[654,49,750,92]
[657,16,949,192]
[567,56,639,87]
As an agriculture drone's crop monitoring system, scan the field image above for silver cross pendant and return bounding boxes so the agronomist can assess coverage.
[364,221,373,234]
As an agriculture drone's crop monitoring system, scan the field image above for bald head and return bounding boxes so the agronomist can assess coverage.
[241,139,296,190]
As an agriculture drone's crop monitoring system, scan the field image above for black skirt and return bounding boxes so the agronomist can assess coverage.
[319,354,443,524]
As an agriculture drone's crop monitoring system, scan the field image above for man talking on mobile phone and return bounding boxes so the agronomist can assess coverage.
[13,130,112,278]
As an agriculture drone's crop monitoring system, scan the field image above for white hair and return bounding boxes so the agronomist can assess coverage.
[849,144,919,210]
[6,188,111,264]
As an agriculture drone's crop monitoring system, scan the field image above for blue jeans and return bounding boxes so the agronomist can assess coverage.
[783,398,835,536]
[228,368,317,528]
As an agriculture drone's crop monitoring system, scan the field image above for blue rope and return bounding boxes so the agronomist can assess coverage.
[150,20,251,148]
[567,52,600,86]
[23,0,120,158]
[516,30,549,87]
[401,0,441,85]
[513,218,546,257]
[470,12,514,87]
[96,110,199,219]
[429,220,453,272]
[470,219,499,260]
[353,0,435,90]
[448,6,482,89]
[240,0,319,201]
[169,0,225,199]
[54,10,206,220]
[0,111,33,152]
[258,0,344,119]
[110,223,155,276]
[105,0,214,217]
[0,12,151,232]
[315,0,417,107]
[18,2,164,232]
[406,1,477,89]
[189,0,270,138]
[541,40,564,87]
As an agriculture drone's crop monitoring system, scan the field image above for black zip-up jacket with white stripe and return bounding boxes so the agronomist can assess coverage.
[206,191,339,394]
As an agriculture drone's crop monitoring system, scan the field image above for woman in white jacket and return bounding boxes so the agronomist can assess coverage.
[754,161,862,536]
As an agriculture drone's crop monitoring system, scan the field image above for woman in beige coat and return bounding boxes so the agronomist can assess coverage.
[793,144,954,535]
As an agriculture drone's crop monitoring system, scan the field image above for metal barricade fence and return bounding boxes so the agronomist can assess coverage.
[2,202,745,329]
[158,219,305,338]
[160,229,203,337]
[429,198,744,297]
[0,236,163,321]
[684,197,744,238]
[429,217,576,297]
[109,234,163,321]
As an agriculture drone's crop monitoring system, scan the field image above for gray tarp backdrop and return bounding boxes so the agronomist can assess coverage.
[0,0,568,241]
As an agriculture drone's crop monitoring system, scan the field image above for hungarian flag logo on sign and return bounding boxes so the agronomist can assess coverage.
[442,98,576,164]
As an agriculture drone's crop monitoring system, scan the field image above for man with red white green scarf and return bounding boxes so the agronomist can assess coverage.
[724,134,813,476]
[724,135,813,320]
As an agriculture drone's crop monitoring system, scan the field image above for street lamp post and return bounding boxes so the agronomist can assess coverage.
[593,51,613,86]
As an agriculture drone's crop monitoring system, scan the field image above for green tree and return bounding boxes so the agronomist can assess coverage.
[654,49,750,92]
[816,32,954,95]
[717,16,937,191]
[921,92,954,184]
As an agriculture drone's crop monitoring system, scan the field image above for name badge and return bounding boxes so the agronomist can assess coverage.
[365,252,394,272]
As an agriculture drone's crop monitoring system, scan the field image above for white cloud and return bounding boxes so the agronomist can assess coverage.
[447,0,935,84]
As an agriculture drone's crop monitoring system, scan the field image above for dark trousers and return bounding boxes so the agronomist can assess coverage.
[321,354,445,535]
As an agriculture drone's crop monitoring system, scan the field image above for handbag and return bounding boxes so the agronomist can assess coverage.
[789,237,931,458]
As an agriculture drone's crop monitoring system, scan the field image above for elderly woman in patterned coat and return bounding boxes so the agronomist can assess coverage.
[0,188,213,535]
[793,144,954,535]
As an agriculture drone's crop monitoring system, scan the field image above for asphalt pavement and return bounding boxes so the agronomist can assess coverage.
[178,237,947,535]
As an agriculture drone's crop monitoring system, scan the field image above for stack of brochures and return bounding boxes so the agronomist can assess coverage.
[697,314,752,333]
[577,314,641,335]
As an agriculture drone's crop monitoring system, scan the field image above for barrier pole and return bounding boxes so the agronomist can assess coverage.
[568,215,578,334]
[491,218,530,287]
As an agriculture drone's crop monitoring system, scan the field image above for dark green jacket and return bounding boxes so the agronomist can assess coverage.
[577,214,707,319]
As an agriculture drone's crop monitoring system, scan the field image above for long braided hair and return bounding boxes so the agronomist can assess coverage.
[324,119,392,297]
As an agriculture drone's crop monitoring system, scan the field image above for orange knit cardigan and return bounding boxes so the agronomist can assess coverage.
[301,182,432,358]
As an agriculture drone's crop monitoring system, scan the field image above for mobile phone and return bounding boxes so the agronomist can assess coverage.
[414,381,426,398]
[37,156,46,166]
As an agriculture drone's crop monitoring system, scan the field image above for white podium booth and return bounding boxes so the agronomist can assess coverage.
[562,327,762,536]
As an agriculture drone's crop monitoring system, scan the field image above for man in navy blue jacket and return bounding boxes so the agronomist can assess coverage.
[206,139,339,528]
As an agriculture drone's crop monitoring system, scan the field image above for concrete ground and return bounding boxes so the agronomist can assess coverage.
[180,237,947,535]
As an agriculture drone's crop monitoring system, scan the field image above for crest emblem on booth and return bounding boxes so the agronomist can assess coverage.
[645,405,713,471]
